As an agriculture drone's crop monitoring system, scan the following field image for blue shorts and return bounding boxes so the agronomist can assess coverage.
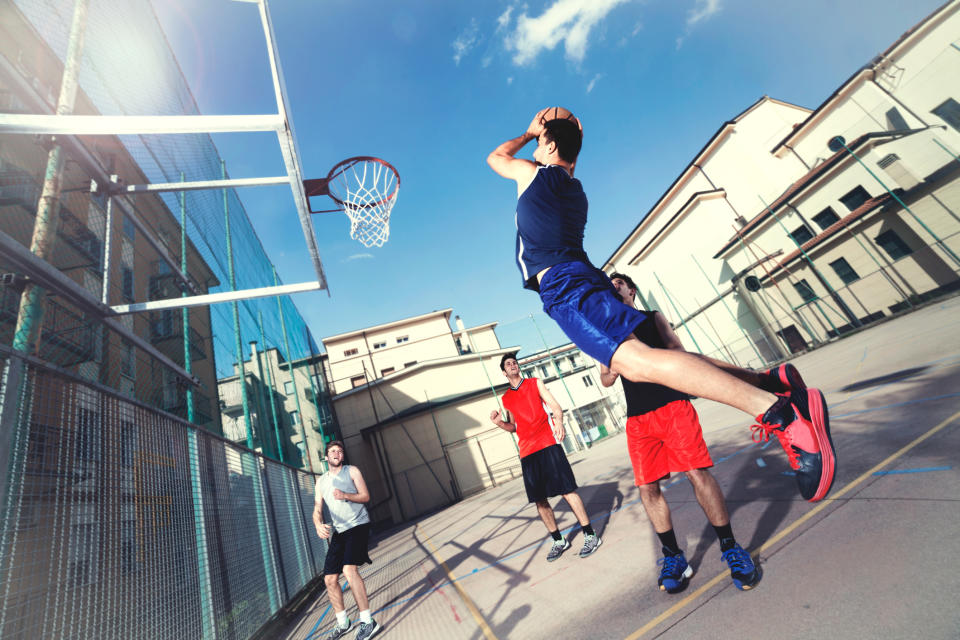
[539,261,648,366]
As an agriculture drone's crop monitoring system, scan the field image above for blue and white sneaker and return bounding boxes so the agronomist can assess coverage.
[329,618,353,639]
[721,543,761,590]
[657,548,693,593]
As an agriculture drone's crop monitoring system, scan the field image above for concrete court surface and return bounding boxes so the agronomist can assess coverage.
[280,295,960,640]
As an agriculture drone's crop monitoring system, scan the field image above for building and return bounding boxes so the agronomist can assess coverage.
[603,1,960,363]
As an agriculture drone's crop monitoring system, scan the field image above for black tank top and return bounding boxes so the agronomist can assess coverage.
[621,311,690,416]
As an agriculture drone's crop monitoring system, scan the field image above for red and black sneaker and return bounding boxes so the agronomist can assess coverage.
[760,363,807,394]
[752,388,836,502]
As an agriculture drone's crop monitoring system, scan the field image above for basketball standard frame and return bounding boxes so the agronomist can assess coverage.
[0,0,328,322]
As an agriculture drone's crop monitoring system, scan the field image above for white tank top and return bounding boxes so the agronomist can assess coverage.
[315,465,370,532]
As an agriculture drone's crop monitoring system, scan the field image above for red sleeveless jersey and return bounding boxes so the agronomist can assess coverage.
[502,378,557,458]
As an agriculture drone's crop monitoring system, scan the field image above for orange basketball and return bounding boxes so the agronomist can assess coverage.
[538,106,578,126]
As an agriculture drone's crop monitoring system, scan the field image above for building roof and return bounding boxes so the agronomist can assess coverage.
[771,0,958,155]
[322,308,453,344]
[602,96,812,270]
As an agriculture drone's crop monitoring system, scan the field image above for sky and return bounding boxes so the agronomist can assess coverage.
[151,0,946,355]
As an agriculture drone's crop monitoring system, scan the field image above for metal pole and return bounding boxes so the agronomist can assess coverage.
[223,160,254,449]
[258,311,285,464]
[187,430,215,640]
[690,254,765,363]
[100,177,116,305]
[529,314,585,450]
[180,173,194,423]
[300,326,328,452]
[251,341,272,458]
[12,0,89,355]
[758,194,854,333]
[838,138,960,267]
[651,271,703,353]
[273,266,315,473]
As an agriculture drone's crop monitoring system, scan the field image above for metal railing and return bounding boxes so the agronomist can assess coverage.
[0,349,326,640]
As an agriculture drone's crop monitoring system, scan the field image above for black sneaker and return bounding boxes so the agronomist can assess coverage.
[721,543,761,590]
[354,619,381,640]
[329,619,353,640]
[760,363,806,394]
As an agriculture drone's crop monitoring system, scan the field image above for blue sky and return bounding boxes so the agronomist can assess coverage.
[153,0,944,354]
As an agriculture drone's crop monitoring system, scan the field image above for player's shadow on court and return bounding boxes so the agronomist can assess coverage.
[839,366,928,392]
[550,480,623,540]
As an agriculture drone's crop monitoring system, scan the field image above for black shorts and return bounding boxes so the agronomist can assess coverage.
[521,444,578,503]
[323,523,372,576]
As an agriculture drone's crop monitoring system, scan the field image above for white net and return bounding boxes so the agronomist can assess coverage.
[331,159,399,248]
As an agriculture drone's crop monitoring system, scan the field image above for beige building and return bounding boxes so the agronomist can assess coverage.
[603,1,960,362]
[218,347,338,472]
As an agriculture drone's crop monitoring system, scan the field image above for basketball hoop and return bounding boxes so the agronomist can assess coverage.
[303,156,400,248]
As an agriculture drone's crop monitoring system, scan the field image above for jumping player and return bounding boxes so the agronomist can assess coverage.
[603,272,769,593]
[486,108,835,503]
[490,352,602,561]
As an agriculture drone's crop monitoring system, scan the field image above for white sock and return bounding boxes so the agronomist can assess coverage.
[360,610,372,624]
[336,611,348,627]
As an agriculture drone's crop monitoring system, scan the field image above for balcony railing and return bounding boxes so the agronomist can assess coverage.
[0,287,95,367]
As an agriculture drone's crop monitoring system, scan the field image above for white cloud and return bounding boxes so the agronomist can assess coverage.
[452,18,481,65]
[503,0,631,66]
[676,0,721,49]
[345,253,374,262]
[586,73,603,93]
[497,6,514,31]
[507,76,514,85]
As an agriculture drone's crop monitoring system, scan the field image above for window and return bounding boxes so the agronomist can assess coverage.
[343,348,358,357]
[829,257,860,285]
[76,408,100,462]
[839,186,871,212]
[789,225,814,246]
[284,381,295,395]
[396,335,409,344]
[582,375,594,387]
[381,367,395,376]
[404,361,417,368]
[885,107,909,131]
[540,365,550,378]
[121,267,134,301]
[350,375,366,388]
[122,215,136,241]
[931,98,960,133]
[373,341,386,349]
[310,373,325,393]
[875,229,912,260]
[812,207,840,230]
[289,410,300,426]
[793,279,817,303]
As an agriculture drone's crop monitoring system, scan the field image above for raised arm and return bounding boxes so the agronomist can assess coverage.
[486,132,538,184]
[536,378,565,442]
[652,312,686,351]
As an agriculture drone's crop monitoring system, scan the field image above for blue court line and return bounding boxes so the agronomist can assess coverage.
[873,466,951,476]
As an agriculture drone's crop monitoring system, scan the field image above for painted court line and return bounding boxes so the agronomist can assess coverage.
[623,409,960,640]
[415,524,499,640]
[873,465,951,476]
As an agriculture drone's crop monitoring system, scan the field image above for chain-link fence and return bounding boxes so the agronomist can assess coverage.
[0,347,326,640]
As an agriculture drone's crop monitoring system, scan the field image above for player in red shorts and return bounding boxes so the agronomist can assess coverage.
[490,352,601,562]
[600,273,763,593]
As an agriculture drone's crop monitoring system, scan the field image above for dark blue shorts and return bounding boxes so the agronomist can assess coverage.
[539,261,648,366]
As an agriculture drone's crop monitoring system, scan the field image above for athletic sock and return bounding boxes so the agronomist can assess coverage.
[657,529,681,556]
[335,611,348,627]
[549,529,563,542]
[713,524,736,551]
[582,524,595,537]
[359,610,372,624]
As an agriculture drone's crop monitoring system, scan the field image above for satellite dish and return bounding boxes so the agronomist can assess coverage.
[744,275,762,292]
[827,136,846,152]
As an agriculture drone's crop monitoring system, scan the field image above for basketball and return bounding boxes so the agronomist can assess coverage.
[538,106,578,127]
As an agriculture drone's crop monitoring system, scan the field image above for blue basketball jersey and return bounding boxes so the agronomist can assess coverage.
[515,164,589,290]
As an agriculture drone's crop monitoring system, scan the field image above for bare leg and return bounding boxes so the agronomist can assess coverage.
[535,500,558,532]
[342,565,369,611]
[324,573,345,613]
[685,469,729,527]
[610,336,776,417]
[693,354,765,388]
[561,491,590,526]
[638,482,672,533]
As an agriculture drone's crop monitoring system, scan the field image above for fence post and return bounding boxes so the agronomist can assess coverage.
[187,429,216,639]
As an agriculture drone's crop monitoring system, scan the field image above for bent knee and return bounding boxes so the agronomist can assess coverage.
[324,574,340,588]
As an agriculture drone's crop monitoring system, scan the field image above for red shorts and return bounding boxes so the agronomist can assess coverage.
[626,400,713,486]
